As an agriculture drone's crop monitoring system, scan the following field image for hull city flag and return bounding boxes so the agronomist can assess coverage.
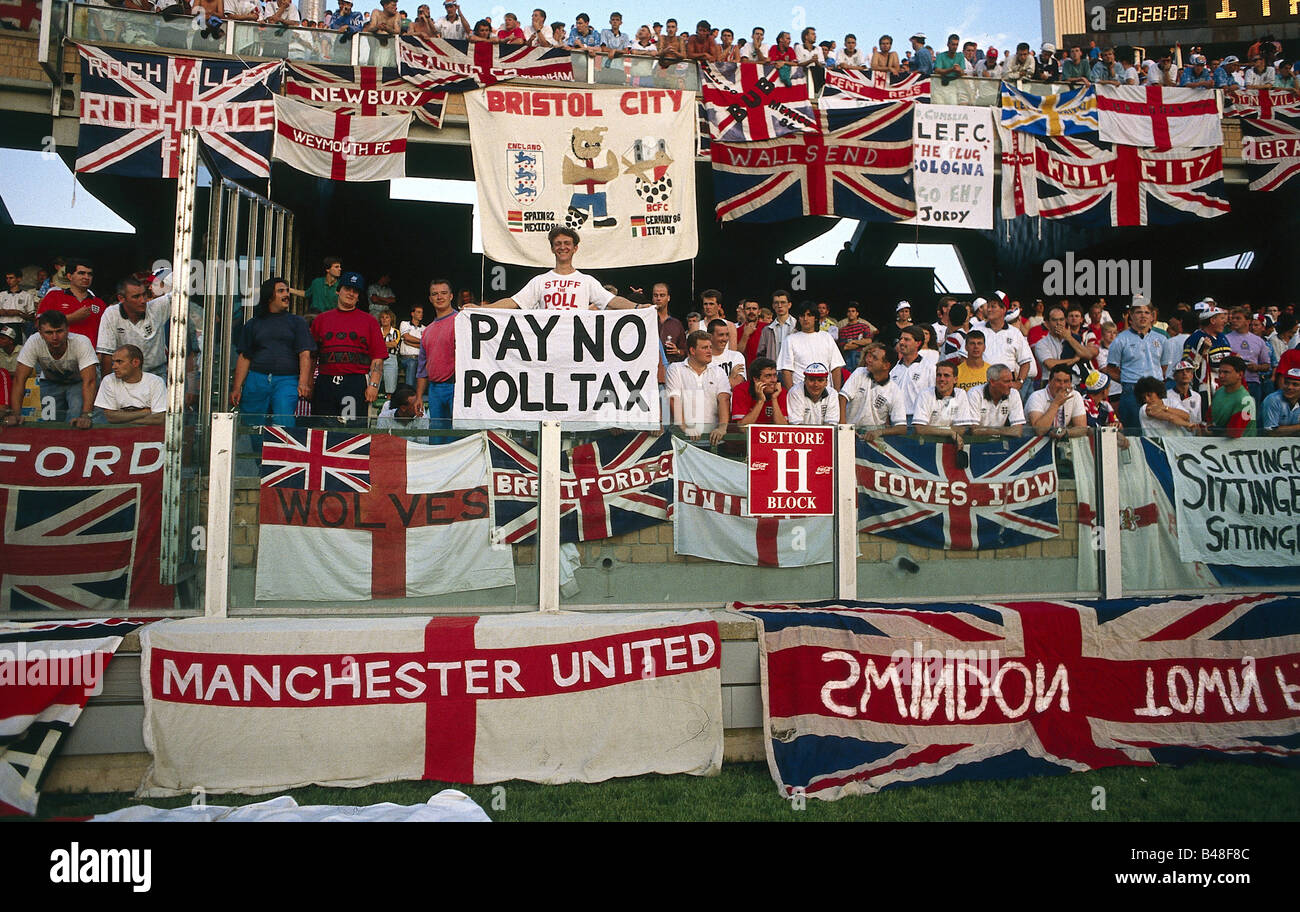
[138,612,723,795]
[76,46,281,179]
[466,86,697,268]
[272,94,410,182]
[698,61,818,142]
[284,62,446,127]
[737,595,1300,800]
[254,429,513,601]
[397,35,573,92]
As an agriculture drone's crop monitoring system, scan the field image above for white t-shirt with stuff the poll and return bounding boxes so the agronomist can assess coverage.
[512,270,614,310]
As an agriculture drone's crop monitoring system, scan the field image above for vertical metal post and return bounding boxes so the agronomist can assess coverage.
[538,421,561,612]
[834,424,858,599]
[260,204,274,289]
[37,0,53,63]
[198,178,225,447]
[204,413,236,618]
[217,190,240,410]
[247,202,261,301]
[1097,426,1123,599]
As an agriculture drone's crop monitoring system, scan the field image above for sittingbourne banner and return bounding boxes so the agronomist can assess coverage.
[139,612,723,795]
[465,86,697,268]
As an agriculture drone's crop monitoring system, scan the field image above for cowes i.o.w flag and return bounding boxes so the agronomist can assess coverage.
[255,429,513,601]
[76,46,281,179]
[397,35,573,93]
[284,62,446,127]
[272,95,409,182]
[698,61,817,142]
[138,612,723,795]
[1096,84,1222,151]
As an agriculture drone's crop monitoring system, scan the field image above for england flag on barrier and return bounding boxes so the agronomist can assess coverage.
[1241,116,1300,192]
[737,594,1300,800]
[76,46,281,179]
[698,61,818,142]
[272,95,409,182]
[488,431,673,544]
[819,70,930,109]
[1227,87,1300,120]
[710,103,915,222]
[856,436,1059,550]
[397,35,573,92]
[1096,84,1222,151]
[999,82,1097,136]
[284,62,446,127]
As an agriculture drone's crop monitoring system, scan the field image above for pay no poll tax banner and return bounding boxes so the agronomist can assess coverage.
[466,86,698,268]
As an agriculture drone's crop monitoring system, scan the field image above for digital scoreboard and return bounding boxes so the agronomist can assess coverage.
[1104,0,1300,30]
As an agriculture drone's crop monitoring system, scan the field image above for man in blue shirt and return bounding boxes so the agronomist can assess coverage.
[1090,46,1122,82]
[1262,367,1300,435]
[1179,54,1215,87]
[909,33,933,76]
[568,13,602,50]
[1213,55,1241,89]
[1102,297,1165,430]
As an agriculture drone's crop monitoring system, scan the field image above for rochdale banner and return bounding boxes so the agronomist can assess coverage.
[139,612,722,795]
[1162,438,1300,567]
[465,86,697,268]
[453,310,660,430]
[905,104,994,230]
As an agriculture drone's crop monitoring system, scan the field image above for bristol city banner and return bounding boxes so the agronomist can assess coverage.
[453,309,661,431]
[738,595,1300,800]
[255,429,513,601]
[465,86,697,268]
[0,428,174,612]
[76,46,281,179]
[905,104,994,230]
[284,62,446,128]
[138,612,722,795]
[272,94,409,182]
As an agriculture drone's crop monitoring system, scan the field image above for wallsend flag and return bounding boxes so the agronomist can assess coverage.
[698,61,817,141]
[272,94,409,182]
[255,429,513,601]
[711,103,915,222]
[285,62,446,127]
[139,612,722,795]
[398,35,573,92]
[488,431,673,544]
[819,70,930,109]
[856,437,1059,551]
[1241,116,1300,192]
[739,595,1300,800]
[1096,84,1221,151]
[76,46,281,178]
[999,82,1097,136]
[672,438,831,567]
[1227,87,1300,120]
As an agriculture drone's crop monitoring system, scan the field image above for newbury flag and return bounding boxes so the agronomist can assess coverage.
[254,429,513,601]
[139,612,722,795]
[698,61,817,141]
[397,35,573,92]
[284,62,446,127]
[819,70,930,109]
[272,94,409,181]
[465,86,696,268]
[671,438,831,567]
[999,82,1098,136]
[1096,84,1221,151]
[1241,116,1300,192]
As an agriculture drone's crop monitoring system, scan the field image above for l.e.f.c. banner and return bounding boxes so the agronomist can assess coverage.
[465,85,697,268]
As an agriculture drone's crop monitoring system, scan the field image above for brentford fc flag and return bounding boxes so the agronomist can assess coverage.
[285,62,446,127]
[272,94,409,182]
[254,429,513,601]
[1241,116,1300,192]
[671,438,832,567]
[138,612,723,795]
[1096,84,1221,151]
[398,35,573,92]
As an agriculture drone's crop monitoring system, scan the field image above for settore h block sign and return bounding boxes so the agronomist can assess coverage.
[746,425,834,517]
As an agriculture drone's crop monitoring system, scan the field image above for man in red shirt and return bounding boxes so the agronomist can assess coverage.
[736,298,768,366]
[415,277,458,438]
[310,271,388,427]
[38,258,106,350]
[768,30,798,62]
[730,357,787,426]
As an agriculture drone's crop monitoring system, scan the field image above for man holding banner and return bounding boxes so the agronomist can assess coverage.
[473,228,642,311]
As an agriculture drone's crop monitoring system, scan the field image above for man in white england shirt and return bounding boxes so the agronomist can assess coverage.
[912,360,976,444]
[476,227,641,310]
[968,364,1026,436]
[888,324,937,422]
[978,295,1033,393]
[95,344,167,425]
[1025,364,1087,436]
[839,342,907,441]
[785,361,837,425]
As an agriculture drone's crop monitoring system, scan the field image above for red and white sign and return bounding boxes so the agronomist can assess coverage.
[272,94,409,182]
[746,425,834,517]
[1096,85,1221,151]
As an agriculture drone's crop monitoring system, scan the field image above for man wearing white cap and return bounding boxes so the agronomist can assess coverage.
[881,299,913,350]
[908,33,933,76]
[1179,54,1214,88]
[1037,42,1059,81]
[785,362,837,425]
[1164,358,1203,425]
[1262,367,1300,435]
[1212,55,1241,90]
[1182,302,1232,412]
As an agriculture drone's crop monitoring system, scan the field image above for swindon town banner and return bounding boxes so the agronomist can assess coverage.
[139,612,722,795]
[453,310,661,430]
[465,86,697,268]
[739,595,1300,800]
[905,104,994,230]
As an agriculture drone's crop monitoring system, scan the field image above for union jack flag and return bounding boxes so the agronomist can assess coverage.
[698,61,817,142]
[1241,115,1300,192]
[260,427,372,492]
[285,63,446,127]
[1227,87,1300,120]
[819,70,930,109]
[397,36,573,92]
[0,0,40,31]
[999,82,1097,136]
[738,593,1300,800]
[710,103,915,222]
[1031,134,1229,227]
[0,486,138,613]
[488,431,673,543]
[76,46,281,179]
[856,436,1059,550]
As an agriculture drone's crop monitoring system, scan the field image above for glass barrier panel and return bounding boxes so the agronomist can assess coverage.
[70,4,228,53]
[356,31,399,68]
[588,53,699,91]
[230,21,343,63]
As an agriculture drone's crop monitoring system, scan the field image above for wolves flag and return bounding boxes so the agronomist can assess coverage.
[285,62,446,127]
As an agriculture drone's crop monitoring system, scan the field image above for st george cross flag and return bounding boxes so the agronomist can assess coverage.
[488,431,673,544]
[738,595,1300,800]
[272,94,409,182]
[1227,87,1300,120]
[138,612,722,795]
[1,619,143,815]
[285,62,446,127]
[1241,116,1300,192]
[856,436,1059,551]
[998,123,1039,217]
[76,46,281,179]
[999,81,1098,136]
[1032,134,1229,227]
[1096,84,1221,151]
[255,429,513,601]
[819,70,930,109]
[672,438,831,567]
[698,61,817,142]
[710,103,915,222]
[397,35,573,93]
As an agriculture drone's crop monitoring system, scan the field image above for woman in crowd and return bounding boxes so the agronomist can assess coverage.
[378,307,401,395]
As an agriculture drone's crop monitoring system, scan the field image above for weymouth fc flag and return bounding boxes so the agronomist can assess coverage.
[255,429,513,601]
[398,35,573,92]
[739,595,1300,799]
[285,62,446,127]
[273,95,409,181]
[139,612,722,795]
[77,46,281,178]
[466,86,697,268]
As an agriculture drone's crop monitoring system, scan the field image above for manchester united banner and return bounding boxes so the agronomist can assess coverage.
[465,86,697,268]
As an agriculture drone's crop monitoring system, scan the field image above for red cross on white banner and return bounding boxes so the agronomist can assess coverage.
[1096,84,1221,151]
[272,94,409,182]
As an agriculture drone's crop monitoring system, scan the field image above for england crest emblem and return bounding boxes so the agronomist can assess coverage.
[508,142,543,205]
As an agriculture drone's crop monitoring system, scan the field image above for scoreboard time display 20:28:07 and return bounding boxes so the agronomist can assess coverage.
[1107,0,1300,29]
